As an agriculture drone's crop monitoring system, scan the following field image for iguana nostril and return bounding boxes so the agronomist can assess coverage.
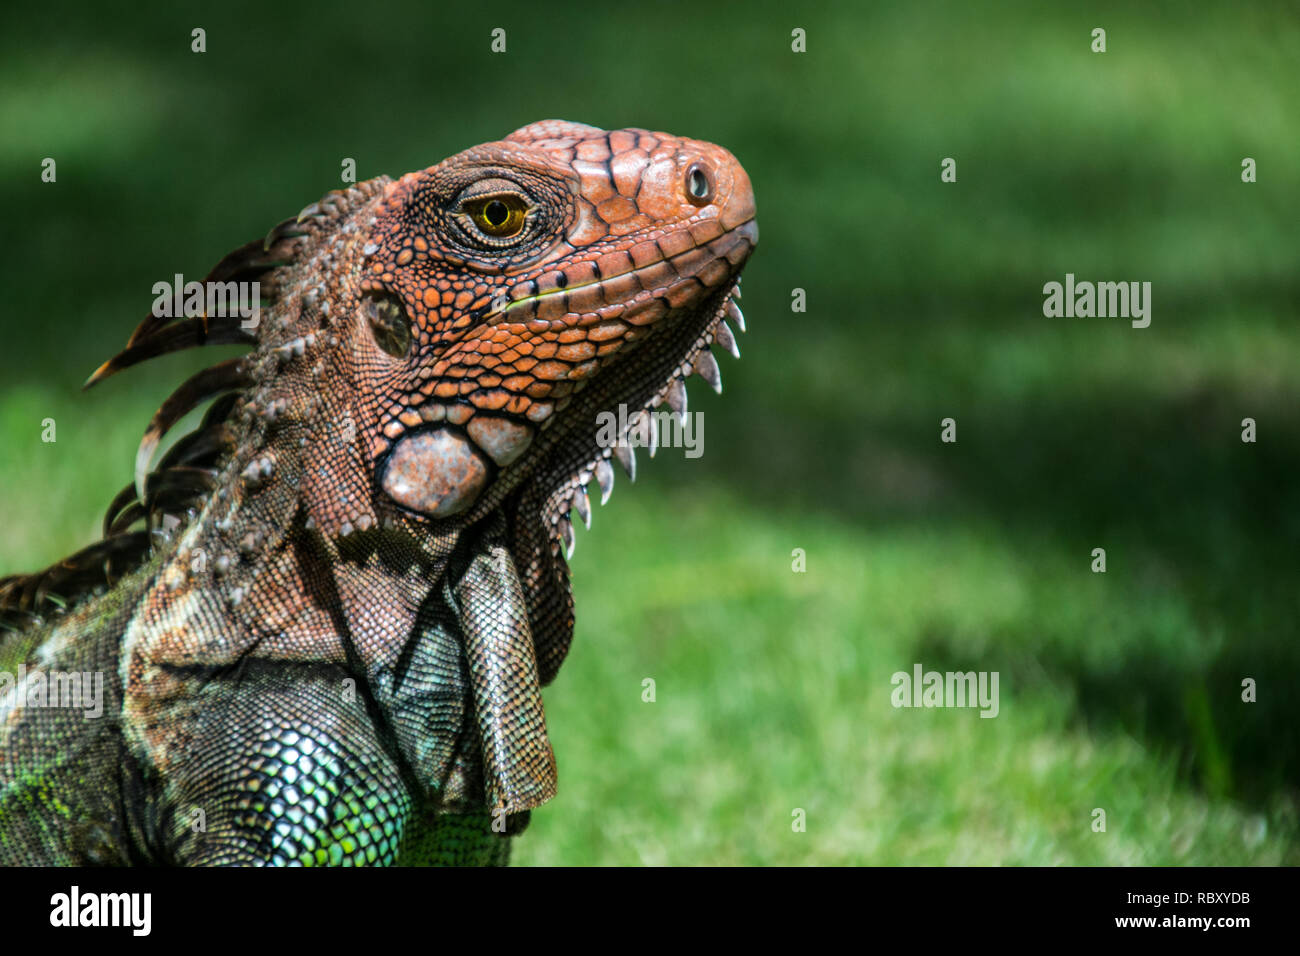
[686,163,713,205]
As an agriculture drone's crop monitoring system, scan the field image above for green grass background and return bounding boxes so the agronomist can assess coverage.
[1,0,1296,864]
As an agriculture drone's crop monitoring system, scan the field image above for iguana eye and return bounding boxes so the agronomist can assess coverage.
[463,194,529,238]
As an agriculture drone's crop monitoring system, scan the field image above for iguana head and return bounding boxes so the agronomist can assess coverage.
[335,120,757,682]
[364,120,757,530]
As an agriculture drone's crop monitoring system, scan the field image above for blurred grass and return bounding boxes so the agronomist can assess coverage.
[1,0,1297,864]
[528,488,1293,864]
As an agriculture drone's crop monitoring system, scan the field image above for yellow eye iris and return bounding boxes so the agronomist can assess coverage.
[465,195,528,238]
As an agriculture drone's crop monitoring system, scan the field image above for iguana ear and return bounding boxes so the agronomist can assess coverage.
[504,482,574,686]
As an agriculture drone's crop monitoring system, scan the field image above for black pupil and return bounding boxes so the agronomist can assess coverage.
[484,200,509,226]
[690,170,707,197]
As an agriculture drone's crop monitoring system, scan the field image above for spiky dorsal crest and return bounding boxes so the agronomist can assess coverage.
[0,184,380,633]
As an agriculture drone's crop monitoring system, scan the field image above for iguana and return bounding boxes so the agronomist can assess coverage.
[0,121,756,865]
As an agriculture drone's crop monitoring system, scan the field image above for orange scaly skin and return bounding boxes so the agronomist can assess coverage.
[0,121,757,865]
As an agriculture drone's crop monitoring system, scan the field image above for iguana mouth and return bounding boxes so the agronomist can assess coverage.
[491,225,755,562]
[483,218,756,326]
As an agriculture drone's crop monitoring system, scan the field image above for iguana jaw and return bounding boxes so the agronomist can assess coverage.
[491,265,752,560]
